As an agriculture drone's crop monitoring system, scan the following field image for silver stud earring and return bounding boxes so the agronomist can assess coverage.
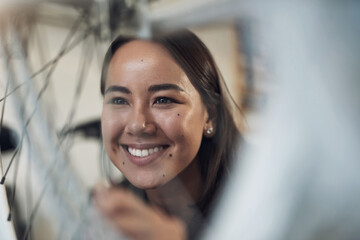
[206,127,213,135]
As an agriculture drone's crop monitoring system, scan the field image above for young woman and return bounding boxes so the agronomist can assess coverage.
[94,29,241,240]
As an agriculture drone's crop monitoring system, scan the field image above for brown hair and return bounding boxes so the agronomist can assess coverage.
[101,30,241,217]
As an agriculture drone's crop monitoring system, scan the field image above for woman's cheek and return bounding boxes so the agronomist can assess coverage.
[160,111,188,141]
[102,110,121,148]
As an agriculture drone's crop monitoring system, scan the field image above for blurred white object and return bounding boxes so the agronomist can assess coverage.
[0,164,17,240]
[203,1,360,240]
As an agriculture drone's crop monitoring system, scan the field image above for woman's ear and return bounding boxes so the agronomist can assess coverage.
[203,107,217,138]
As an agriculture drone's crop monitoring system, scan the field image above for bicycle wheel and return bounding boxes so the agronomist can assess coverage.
[0,1,125,239]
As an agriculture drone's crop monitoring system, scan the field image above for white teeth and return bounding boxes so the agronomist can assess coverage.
[128,146,164,157]
[142,149,149,157]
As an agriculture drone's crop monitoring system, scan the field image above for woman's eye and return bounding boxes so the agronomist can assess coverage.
[154,97,176,105]
[111,97,128,105]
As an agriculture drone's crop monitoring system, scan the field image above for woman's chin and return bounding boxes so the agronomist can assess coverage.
[133,182,161,190]
[128,175,164,190]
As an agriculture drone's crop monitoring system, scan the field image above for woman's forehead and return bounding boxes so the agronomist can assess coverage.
[110,40,172,65]
[106,40,196,93]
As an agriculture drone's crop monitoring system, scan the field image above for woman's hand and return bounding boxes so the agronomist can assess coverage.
[93,185,187,240]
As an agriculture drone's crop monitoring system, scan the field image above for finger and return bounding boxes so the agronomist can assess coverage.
[93,186,187,240]
[110,206,187,240]
[93,185,148,217]
[110,214,150,240]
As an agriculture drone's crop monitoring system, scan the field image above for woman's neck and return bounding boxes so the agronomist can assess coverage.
[145,158,202,222]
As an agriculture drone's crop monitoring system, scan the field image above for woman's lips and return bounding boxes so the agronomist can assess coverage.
[121,144,168,166]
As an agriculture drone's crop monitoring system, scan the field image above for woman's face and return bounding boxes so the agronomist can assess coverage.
[101,40,212,189]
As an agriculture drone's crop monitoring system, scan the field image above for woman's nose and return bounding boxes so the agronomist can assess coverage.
[124,106,156,136]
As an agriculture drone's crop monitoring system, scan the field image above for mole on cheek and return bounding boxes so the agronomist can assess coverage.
[162,174,165,177]
[140,59,143,62]
[177,113,180,116]
[122,161,125,165]
[169,153,172,157]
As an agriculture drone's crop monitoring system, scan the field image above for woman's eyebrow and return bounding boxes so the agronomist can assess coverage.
[148,84,185,92]
[105,85,131,95]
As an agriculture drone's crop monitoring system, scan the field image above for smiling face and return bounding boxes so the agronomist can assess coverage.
[101,40,213,190]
